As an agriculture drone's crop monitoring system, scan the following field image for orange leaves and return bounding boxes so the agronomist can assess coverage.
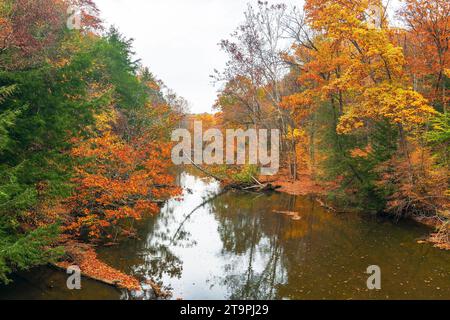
[57,243,141,290]
[400,0,450,71]
[281,92,313,110]
[375,146,449,218]
[66,107,181,241]
[350,145,373,159]
[0,17,13,50]
[283,0,436,137]
[399,0,449,105]
[281,92,314,122]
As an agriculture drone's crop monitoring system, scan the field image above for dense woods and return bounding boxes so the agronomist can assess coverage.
[0,0,448,289]
[212,0,449,246]
[0,0,183,283]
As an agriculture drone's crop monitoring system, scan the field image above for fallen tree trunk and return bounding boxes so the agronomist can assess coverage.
[51,262,134,289]
[186,157,224,182]
[186,158,280,192]
[225,182,281,192]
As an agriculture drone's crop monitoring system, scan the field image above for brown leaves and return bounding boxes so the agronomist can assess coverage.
[376,147,449,218]
[58,242,141,290]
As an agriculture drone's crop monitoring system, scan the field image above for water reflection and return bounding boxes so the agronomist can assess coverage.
[100,172,450,300]
[1,171,449,300]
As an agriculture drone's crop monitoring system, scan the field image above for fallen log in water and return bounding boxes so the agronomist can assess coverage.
[186,157,281,192]
[51,241,141,291]
[316,198,337,212]
[272,210,298,216]
[145,279,172,299]
[50,240,171,298]
[225,182,281,192]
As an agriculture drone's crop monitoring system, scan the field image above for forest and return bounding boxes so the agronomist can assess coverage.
[208,0,449,248]
[0,0,185,285]
[0,0,448,298]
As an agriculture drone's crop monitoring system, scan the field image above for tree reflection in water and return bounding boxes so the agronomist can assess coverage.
[2,171,449,300]
[97,171,450,300]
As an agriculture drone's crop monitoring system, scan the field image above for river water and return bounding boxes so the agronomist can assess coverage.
[0,171,449,300]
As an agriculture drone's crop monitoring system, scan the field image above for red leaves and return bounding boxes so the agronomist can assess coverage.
[0,0,65,69]
[0,0,102,69]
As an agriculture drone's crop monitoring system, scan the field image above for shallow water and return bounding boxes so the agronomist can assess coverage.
[1,171,449,300]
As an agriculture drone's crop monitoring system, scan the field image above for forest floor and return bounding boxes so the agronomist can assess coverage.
[258,168,336,196]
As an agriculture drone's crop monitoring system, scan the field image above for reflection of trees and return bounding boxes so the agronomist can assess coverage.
[227,219,286,300]
[102,172,375,300]
[129,172,221,294]
[133,198,208,283]
[208,193,289,299]
[99,172,450,300]
[212,193,265,254]
[209,191,341,300]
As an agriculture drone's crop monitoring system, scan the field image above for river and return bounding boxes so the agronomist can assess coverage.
[0,171,449,300]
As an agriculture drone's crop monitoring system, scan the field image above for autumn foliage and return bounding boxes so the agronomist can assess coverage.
[0,0,184,281]
[215,0,449,231]
[57,240,140,290]
[66,107,181,241]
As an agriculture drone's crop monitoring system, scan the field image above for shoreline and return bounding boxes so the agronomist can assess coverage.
[259,172,449,251]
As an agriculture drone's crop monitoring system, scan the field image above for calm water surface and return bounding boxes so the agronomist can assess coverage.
[1,172,449,300]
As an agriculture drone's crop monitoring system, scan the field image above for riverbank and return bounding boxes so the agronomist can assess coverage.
[260,172,329,196]
[258,169,450,251]
[2,170,449,300]
[54,239,140,291]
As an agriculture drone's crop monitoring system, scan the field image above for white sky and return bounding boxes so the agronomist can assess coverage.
[94,0,401,114]
[94,0,303,114]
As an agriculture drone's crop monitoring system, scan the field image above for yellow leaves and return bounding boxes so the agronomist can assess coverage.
[306,0,386,38]
[337,113,365,134]
[286,126,305,141]
[296,1,440,140]
[445,69,450,78]
[337,83,436,134]
[93,108,117,132]
[365,84,436,124]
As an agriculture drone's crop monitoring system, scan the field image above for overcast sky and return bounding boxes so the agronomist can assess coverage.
[94,0,401,114]
[93,0,301,113]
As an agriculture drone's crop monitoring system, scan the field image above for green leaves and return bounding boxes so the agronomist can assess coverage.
[427,112,450,165]
[0,16,158,282]
[0,223,62,284]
